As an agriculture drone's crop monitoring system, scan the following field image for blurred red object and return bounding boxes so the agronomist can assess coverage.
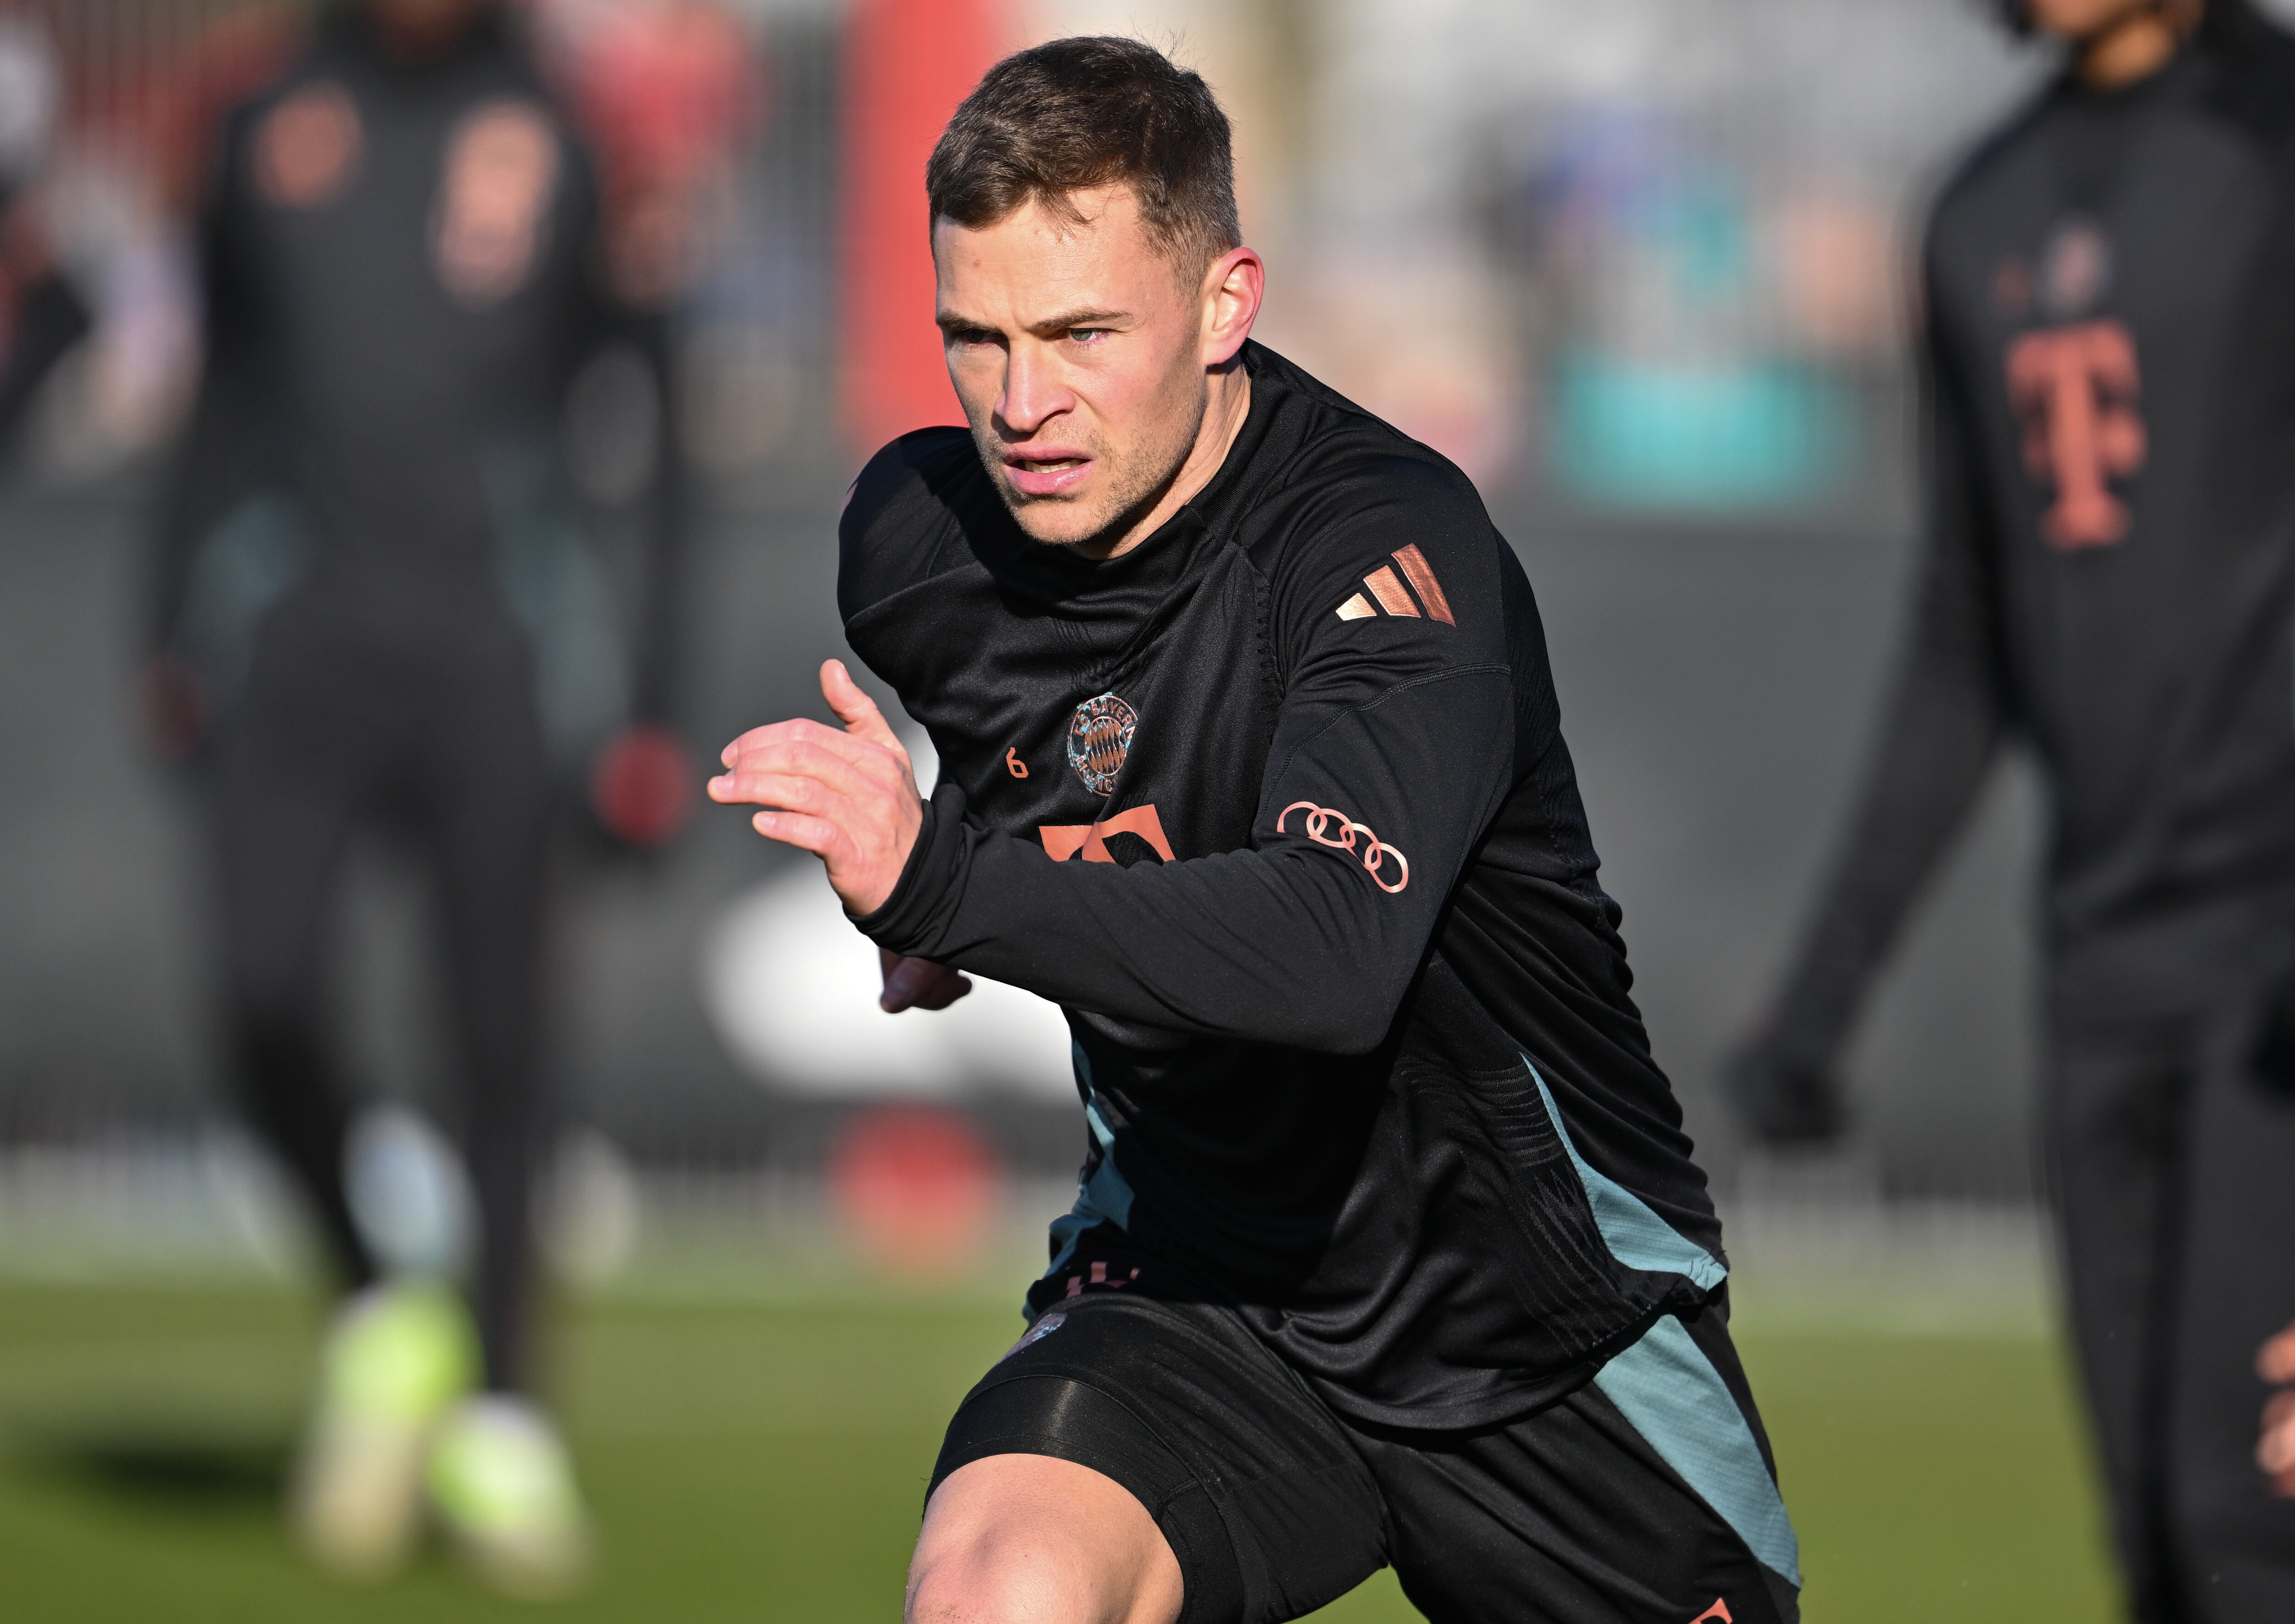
[543,0,761,303]
[559,0,756,191]
[828,1103,1000,1278]
[838,0,1005,457]
[588,722,695,847]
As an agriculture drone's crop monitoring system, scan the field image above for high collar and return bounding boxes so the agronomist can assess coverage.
[981,342,1280,608]
[319,1,514,80]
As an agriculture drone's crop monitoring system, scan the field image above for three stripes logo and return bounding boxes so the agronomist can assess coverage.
[1334,543,1455,627]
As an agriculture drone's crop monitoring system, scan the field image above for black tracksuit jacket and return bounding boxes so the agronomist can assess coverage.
[154,4,676,750]
[1767,17,2295,1062]
[844,342,1722,1430]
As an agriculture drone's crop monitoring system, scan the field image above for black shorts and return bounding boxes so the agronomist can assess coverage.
[929,1293,1799,1624]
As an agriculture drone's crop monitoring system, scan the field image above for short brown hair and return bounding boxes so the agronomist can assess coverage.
[925,37,1241,274]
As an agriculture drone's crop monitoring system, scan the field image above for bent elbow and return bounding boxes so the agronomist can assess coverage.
[1323,1013,1394,1056]
[1266,979,1406,1055]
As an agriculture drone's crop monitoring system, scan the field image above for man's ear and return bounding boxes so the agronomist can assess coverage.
[1200,246,1264,367]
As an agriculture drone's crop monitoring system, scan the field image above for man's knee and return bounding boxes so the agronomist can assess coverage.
[907,1536,1095,1624]
[908,1454,1182,1624]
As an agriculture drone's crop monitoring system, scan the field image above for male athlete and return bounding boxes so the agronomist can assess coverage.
[1727,1,2295,1618]
[148,0,687,1593]
[712,38,1796,1624]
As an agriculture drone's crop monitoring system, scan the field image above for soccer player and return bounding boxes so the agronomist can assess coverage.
[147,0,686,1593]
[711,38,1797,1624]
[1725,0,2295,1617]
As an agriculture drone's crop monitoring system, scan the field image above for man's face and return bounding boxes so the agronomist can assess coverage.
[2021,0,2170,42]
[934,187,1225,549]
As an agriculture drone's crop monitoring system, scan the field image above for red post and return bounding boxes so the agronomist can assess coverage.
[838,0,1005,460]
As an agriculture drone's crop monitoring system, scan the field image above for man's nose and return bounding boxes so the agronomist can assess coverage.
[997,343,1069,435]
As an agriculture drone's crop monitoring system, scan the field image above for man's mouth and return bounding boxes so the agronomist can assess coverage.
[1003,451,1093,498]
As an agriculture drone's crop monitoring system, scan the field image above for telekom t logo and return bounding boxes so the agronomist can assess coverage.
[2004,319,2145,549]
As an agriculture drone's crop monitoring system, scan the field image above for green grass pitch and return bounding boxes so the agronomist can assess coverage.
[0,1277,2116,1621]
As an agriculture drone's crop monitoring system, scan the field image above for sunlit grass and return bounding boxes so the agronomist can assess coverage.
[0,1277,2114,1621]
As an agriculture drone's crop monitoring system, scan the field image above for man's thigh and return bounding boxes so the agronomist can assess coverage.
[210,689,374,1013]
[926,1294,1388,1624]
[1357,1306,1800,1624]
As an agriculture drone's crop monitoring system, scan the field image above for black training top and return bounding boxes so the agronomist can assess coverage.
[154,5,678,748]
[842,342,1723,1429]
[1765,16,2295,1062]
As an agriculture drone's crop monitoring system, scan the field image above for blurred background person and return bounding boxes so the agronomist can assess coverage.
[1727,0,2295,1618]
[143,0,693,1594]
[0,6,87,459]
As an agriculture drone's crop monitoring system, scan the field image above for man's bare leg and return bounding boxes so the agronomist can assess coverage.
[907,1454,1185,1624]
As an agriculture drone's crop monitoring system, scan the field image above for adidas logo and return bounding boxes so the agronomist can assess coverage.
[1334,543,1455,626]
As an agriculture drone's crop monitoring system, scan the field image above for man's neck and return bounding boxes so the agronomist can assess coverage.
[363,4,483,67]
[2075,8,2183,89]
[1085,363,1253,562]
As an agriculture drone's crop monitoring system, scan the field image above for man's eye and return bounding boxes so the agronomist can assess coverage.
[1068,328,1109,345]
[946,327,996,347]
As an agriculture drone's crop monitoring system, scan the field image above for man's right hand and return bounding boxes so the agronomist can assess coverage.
[879,948,971,1014]
[1723,1036,1848,1146]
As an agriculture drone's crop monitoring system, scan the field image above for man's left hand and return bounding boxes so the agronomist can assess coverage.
[2260,1321,2295,1496]
[708,659,923,916]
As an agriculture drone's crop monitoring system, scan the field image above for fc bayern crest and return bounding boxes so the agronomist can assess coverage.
[1067,693,1137,796]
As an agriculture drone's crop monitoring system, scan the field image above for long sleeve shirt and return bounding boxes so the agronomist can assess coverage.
[152,6,683,751]
[1768,20,2295,1063]
[841,342,1723,1429]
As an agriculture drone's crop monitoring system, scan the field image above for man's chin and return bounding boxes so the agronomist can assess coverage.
[1014,510,1108,549]
[996,485,1111,549]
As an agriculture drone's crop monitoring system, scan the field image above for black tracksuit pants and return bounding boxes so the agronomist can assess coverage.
[211,585,551,1393]
[2047,958,2295,1623]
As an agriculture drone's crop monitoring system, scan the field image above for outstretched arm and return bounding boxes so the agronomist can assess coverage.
[715,608,1515,1056]
[735,452,1527,1052]
[568,129,699,849]
[1730,269,2015,1142]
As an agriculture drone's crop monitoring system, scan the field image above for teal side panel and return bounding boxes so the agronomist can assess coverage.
[1037,1040,1134,1309]
[1593,1315,1801,1586]
[1526,1062,1727,1290]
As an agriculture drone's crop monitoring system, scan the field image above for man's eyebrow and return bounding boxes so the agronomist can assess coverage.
[1028,308,1127,332]
[934,308,1130,335]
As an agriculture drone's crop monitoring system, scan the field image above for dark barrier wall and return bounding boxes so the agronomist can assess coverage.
[0,463,2036,1197]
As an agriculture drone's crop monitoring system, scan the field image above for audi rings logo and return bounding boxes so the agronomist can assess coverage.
[1277,801,1410,894]
[1067,694,1137,797]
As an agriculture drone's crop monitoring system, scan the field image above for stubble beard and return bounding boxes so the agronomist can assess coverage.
[977,376,1209,555]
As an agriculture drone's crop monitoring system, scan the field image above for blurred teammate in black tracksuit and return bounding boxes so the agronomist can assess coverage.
[1729,1,2295,1617]
[147,0,690,1593]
